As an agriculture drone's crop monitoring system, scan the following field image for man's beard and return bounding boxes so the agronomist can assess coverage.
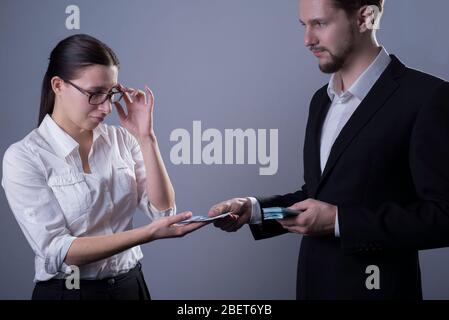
[318,48,351,73]
[315,28,356,74]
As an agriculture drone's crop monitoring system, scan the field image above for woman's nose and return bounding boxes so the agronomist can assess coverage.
[97,100,112,114]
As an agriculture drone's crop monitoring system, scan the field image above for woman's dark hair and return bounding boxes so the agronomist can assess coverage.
[331,0,384,15]
[38,34,120,126]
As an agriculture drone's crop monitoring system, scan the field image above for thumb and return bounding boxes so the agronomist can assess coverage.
[144,85,154,108]
[114,101,127,123]
[165,211,193,225]
[288,200,309,212]
[208,203,230,217]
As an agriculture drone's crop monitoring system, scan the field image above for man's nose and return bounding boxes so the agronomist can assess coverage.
[304,27,318,48]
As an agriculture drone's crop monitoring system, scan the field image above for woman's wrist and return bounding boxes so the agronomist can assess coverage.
[137,132,157,145]
[136,224,155,244]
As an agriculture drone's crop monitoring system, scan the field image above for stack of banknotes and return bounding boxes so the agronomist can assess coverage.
[262,207,302,220]
[178,212,231,224]
[178,207,302,224]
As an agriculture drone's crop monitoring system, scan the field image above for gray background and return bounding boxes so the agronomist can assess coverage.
[1,0,448,299]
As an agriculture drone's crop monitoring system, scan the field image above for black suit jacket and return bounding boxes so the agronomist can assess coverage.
[250,55,449,299]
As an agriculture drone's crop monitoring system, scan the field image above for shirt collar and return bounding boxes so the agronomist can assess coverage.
[38,114,111,159]
[93,121,111,147]
[327,47,392,102]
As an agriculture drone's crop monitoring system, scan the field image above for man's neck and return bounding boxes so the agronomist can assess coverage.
[337,45,382,93]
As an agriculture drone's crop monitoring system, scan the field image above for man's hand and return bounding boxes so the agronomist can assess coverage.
[208,198,252,232]
[278,198,337,236]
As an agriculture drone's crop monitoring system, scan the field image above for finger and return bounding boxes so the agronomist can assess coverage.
[208,202,231,217]
[116,83,126,92]
[123,86,135,93]
[282,224,298,232]
[134,89,146,104]
[128,88,138,99]
[226,223,242,232]
[123,91,133,105]
[288,200,310,212]
[213,216,236,228]
[277,216,300,227]
[279,219,307,233]
[214,220,230,229]
[165,211,193,226]
[227,223,244,232]
[144,85,154,107]
[176,221,209,235]
[283,226,295,233]
[221,216,239,230]
[286,226,308,235]
[233,215,249,230]
[227,218,246,232]
[213,220,226,228]
[118,85,134,103]
[114,101,127,122]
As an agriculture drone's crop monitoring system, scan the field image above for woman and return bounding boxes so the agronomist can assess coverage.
[1,34,206,300]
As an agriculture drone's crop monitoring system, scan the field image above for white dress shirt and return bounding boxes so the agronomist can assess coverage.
[249,48,391,236]
[2,114,176,282]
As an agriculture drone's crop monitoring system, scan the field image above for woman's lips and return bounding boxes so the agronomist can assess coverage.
[90,116,104,122]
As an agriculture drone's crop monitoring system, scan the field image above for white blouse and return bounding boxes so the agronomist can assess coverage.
[1,114,176,282]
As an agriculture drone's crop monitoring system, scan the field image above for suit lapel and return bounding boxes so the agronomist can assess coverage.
[312,55,406,196]
[304,91,331,196]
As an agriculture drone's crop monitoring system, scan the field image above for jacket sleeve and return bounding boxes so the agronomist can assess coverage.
[250,184,308,240]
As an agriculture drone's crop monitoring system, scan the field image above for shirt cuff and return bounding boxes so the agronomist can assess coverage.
[334,207,340,237]
[147,201,177,220]
[45,235,77,275]
[248,197,262,225]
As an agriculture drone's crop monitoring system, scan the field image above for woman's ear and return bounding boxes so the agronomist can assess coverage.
[50,76,64,96]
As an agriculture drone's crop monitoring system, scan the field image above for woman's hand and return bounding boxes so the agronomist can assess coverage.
[65,212,206,266]
[114,84,155,141]
[144,211,209,242]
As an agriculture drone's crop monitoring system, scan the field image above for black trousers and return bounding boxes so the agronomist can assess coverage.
[32,263,151,300]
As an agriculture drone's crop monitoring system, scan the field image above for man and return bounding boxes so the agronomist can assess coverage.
[208,0,449,299]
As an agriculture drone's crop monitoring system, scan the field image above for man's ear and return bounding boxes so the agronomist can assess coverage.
[357,5,381,33]
[51,76,65,96]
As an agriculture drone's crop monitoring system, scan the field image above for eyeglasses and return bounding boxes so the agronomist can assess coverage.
[63,79,124,105]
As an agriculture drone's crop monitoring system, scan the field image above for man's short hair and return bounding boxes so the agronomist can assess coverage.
[331,0,384,15]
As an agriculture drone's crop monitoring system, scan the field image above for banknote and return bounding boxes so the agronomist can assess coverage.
[177,212,232,224]
[262,207,302,220]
